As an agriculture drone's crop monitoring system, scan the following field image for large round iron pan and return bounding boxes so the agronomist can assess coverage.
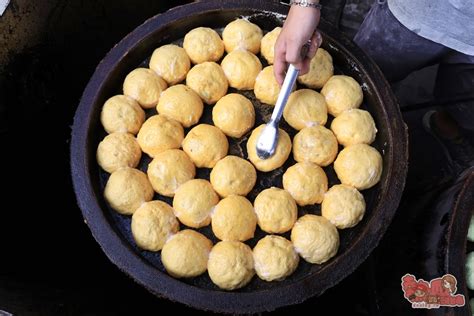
[70,0,408,313]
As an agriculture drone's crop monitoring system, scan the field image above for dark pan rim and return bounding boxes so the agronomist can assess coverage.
[70,0,409,313]
[444,167,474,316]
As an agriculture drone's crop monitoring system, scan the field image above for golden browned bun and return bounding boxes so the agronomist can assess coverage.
[149,44,191,85]
[330,109,377,146]
[182,124,229,168]
[333,144,383,190]
[161,229,213,278]
[292,126,338,167]
[104,167,154,215]
[253,235,299,281]
[212,93,255,138]
[208,241,254,290]
[321,184,366,229]
[172,179,219,228]
[183,27,224,64]
[221,50,262,90]
[254,66,282,106]
[291,214,339,264]
[321,75,363,117]
[297,48,334,89]
[96,132,141,173]
[260,27,281,64]
[253,187,297,234]
[156,84,203,128]
[123,68,167,109]
[282,162,328,206]
[136,115,184,158]
[222,19,263,54]
[186,62,228,104]
[246,124,292,172]
[283,89,327,130]
[211,195,257,241]
[100,95,145,134]
[147,149,196,197]
[131,200,179,251]
[210,155,256,197]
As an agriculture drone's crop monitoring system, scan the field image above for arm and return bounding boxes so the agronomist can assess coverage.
[274,0,322,85]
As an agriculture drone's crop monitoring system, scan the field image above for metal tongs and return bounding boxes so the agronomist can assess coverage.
[256,44,310,159]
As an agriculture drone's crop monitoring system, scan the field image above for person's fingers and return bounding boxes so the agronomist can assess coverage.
[291,60,306,72]
[285,38,305,65]
[299,58,311,75]
[306,31,321,60]
[274,38,288,85]
[274,59,288,85]
[314,30,323,48]
[299,31,322,76]
[274,30,323,83]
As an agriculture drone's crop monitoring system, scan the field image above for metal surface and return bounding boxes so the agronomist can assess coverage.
[70,0,408,313]
[256,64,299,159]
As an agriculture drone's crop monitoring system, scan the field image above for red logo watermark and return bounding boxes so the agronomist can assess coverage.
[401,274,465,309]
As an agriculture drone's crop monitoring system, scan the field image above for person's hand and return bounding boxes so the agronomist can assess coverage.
[274,4,322,85]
